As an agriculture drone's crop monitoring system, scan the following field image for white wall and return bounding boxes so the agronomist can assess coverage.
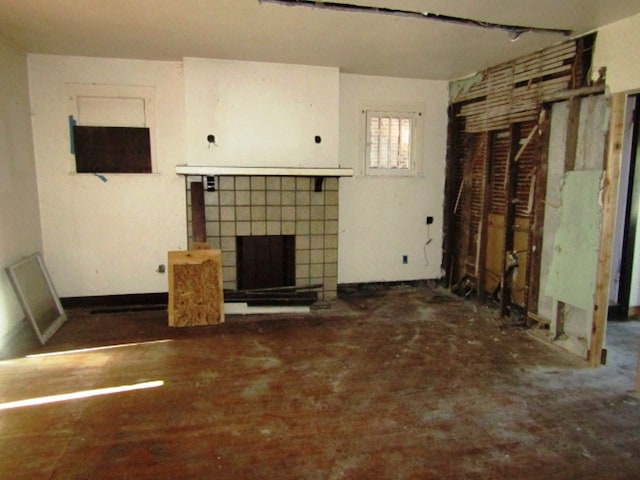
[593,13,640,94]
[0,37,43,341]
[28,55,187,297]
[184,58,339,168]
[338,74,448,284]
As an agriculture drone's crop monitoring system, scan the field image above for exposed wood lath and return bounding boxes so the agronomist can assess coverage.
[451,35,594,133]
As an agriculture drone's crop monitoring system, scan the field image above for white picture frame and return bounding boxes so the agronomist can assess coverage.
[6,253,67,345]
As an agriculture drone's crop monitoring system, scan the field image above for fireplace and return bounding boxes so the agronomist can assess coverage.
[183,174,341,300]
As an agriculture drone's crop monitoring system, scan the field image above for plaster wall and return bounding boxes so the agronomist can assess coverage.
[183,58,339,168]
[0,37,43,341]
[338,74,448,284]
[593,13,640,94]
[27,55,187,297]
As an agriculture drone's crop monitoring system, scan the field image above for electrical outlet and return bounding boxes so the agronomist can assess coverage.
[426,216,434,225]
[402,255,408,264]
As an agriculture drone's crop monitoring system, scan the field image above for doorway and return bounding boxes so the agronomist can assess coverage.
[610,94,640,319]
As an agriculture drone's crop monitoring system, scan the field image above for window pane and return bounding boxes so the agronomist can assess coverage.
[389,118,400,168]
[379,117,390,168]
[366,112,414,174]
[400,118,411,169]
[369,116,380,168]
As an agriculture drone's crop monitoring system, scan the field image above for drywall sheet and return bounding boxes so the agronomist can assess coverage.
[545,170,603,310]
[168,249,224,327]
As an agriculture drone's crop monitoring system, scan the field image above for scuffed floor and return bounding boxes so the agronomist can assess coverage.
[1,284,639,479]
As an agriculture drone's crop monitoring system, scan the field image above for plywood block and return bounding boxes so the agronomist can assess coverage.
[168,249,224,327]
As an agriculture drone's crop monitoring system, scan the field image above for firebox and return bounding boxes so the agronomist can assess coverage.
[236,235,296,290]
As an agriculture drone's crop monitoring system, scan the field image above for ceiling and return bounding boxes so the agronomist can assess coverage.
[1,0,640,80]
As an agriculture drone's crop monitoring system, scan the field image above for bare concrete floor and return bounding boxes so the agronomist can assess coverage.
[1,285,639,479]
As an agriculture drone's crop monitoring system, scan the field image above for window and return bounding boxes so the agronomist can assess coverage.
[67,84,155,174]
[364,108,422,176]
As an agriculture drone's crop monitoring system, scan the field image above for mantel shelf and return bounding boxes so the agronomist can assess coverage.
[176,165,354,177]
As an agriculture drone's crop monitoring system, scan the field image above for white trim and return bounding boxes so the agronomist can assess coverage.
[175,165,353,177]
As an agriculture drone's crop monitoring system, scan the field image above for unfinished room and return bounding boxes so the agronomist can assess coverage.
[2,1,640,478]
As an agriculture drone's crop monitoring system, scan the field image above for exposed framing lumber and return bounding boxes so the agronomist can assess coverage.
[589,93,625,367]
[459,135,483,285]
[526,106,551,321]
[444,104,463,287]
[542,84,605,104]
[500,124,521,317]
[477,134,493,303]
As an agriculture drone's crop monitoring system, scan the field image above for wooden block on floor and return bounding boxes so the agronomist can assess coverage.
[168,249,224,327]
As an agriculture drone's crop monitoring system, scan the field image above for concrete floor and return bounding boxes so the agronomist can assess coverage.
[1,284,639,479]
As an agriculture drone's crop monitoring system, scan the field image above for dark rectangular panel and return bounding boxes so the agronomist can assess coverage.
[237,235,295,290]
[190,182,206,243]
[73,126,151,173]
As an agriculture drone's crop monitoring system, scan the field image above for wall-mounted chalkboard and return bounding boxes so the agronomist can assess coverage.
[6,253,67,345]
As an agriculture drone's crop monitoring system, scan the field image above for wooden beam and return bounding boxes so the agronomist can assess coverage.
[444,104,462,287]
[541,84,605,104]
[527,108,551,320]
[564,97,581,172]
[589,93,626,367]
[458,134,481,284]
[190,181,206,243]
[477,133,492,303]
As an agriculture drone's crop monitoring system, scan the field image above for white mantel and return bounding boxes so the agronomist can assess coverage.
[175,165,353,177]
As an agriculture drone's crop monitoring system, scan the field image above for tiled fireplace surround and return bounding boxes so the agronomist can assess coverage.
[186,175,339,300]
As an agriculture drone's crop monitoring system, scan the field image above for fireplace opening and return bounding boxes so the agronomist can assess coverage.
[236,235,296,290]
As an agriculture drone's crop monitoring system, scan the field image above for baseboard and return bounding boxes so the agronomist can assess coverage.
[60,280,442,310]
[60,293,168,309]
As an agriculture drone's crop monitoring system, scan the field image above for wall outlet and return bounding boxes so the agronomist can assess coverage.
[402,255,408,264]
[426,216,434,225]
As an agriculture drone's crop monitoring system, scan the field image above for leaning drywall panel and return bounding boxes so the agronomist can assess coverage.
[545,170,603,312]
[538,101,569,320]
